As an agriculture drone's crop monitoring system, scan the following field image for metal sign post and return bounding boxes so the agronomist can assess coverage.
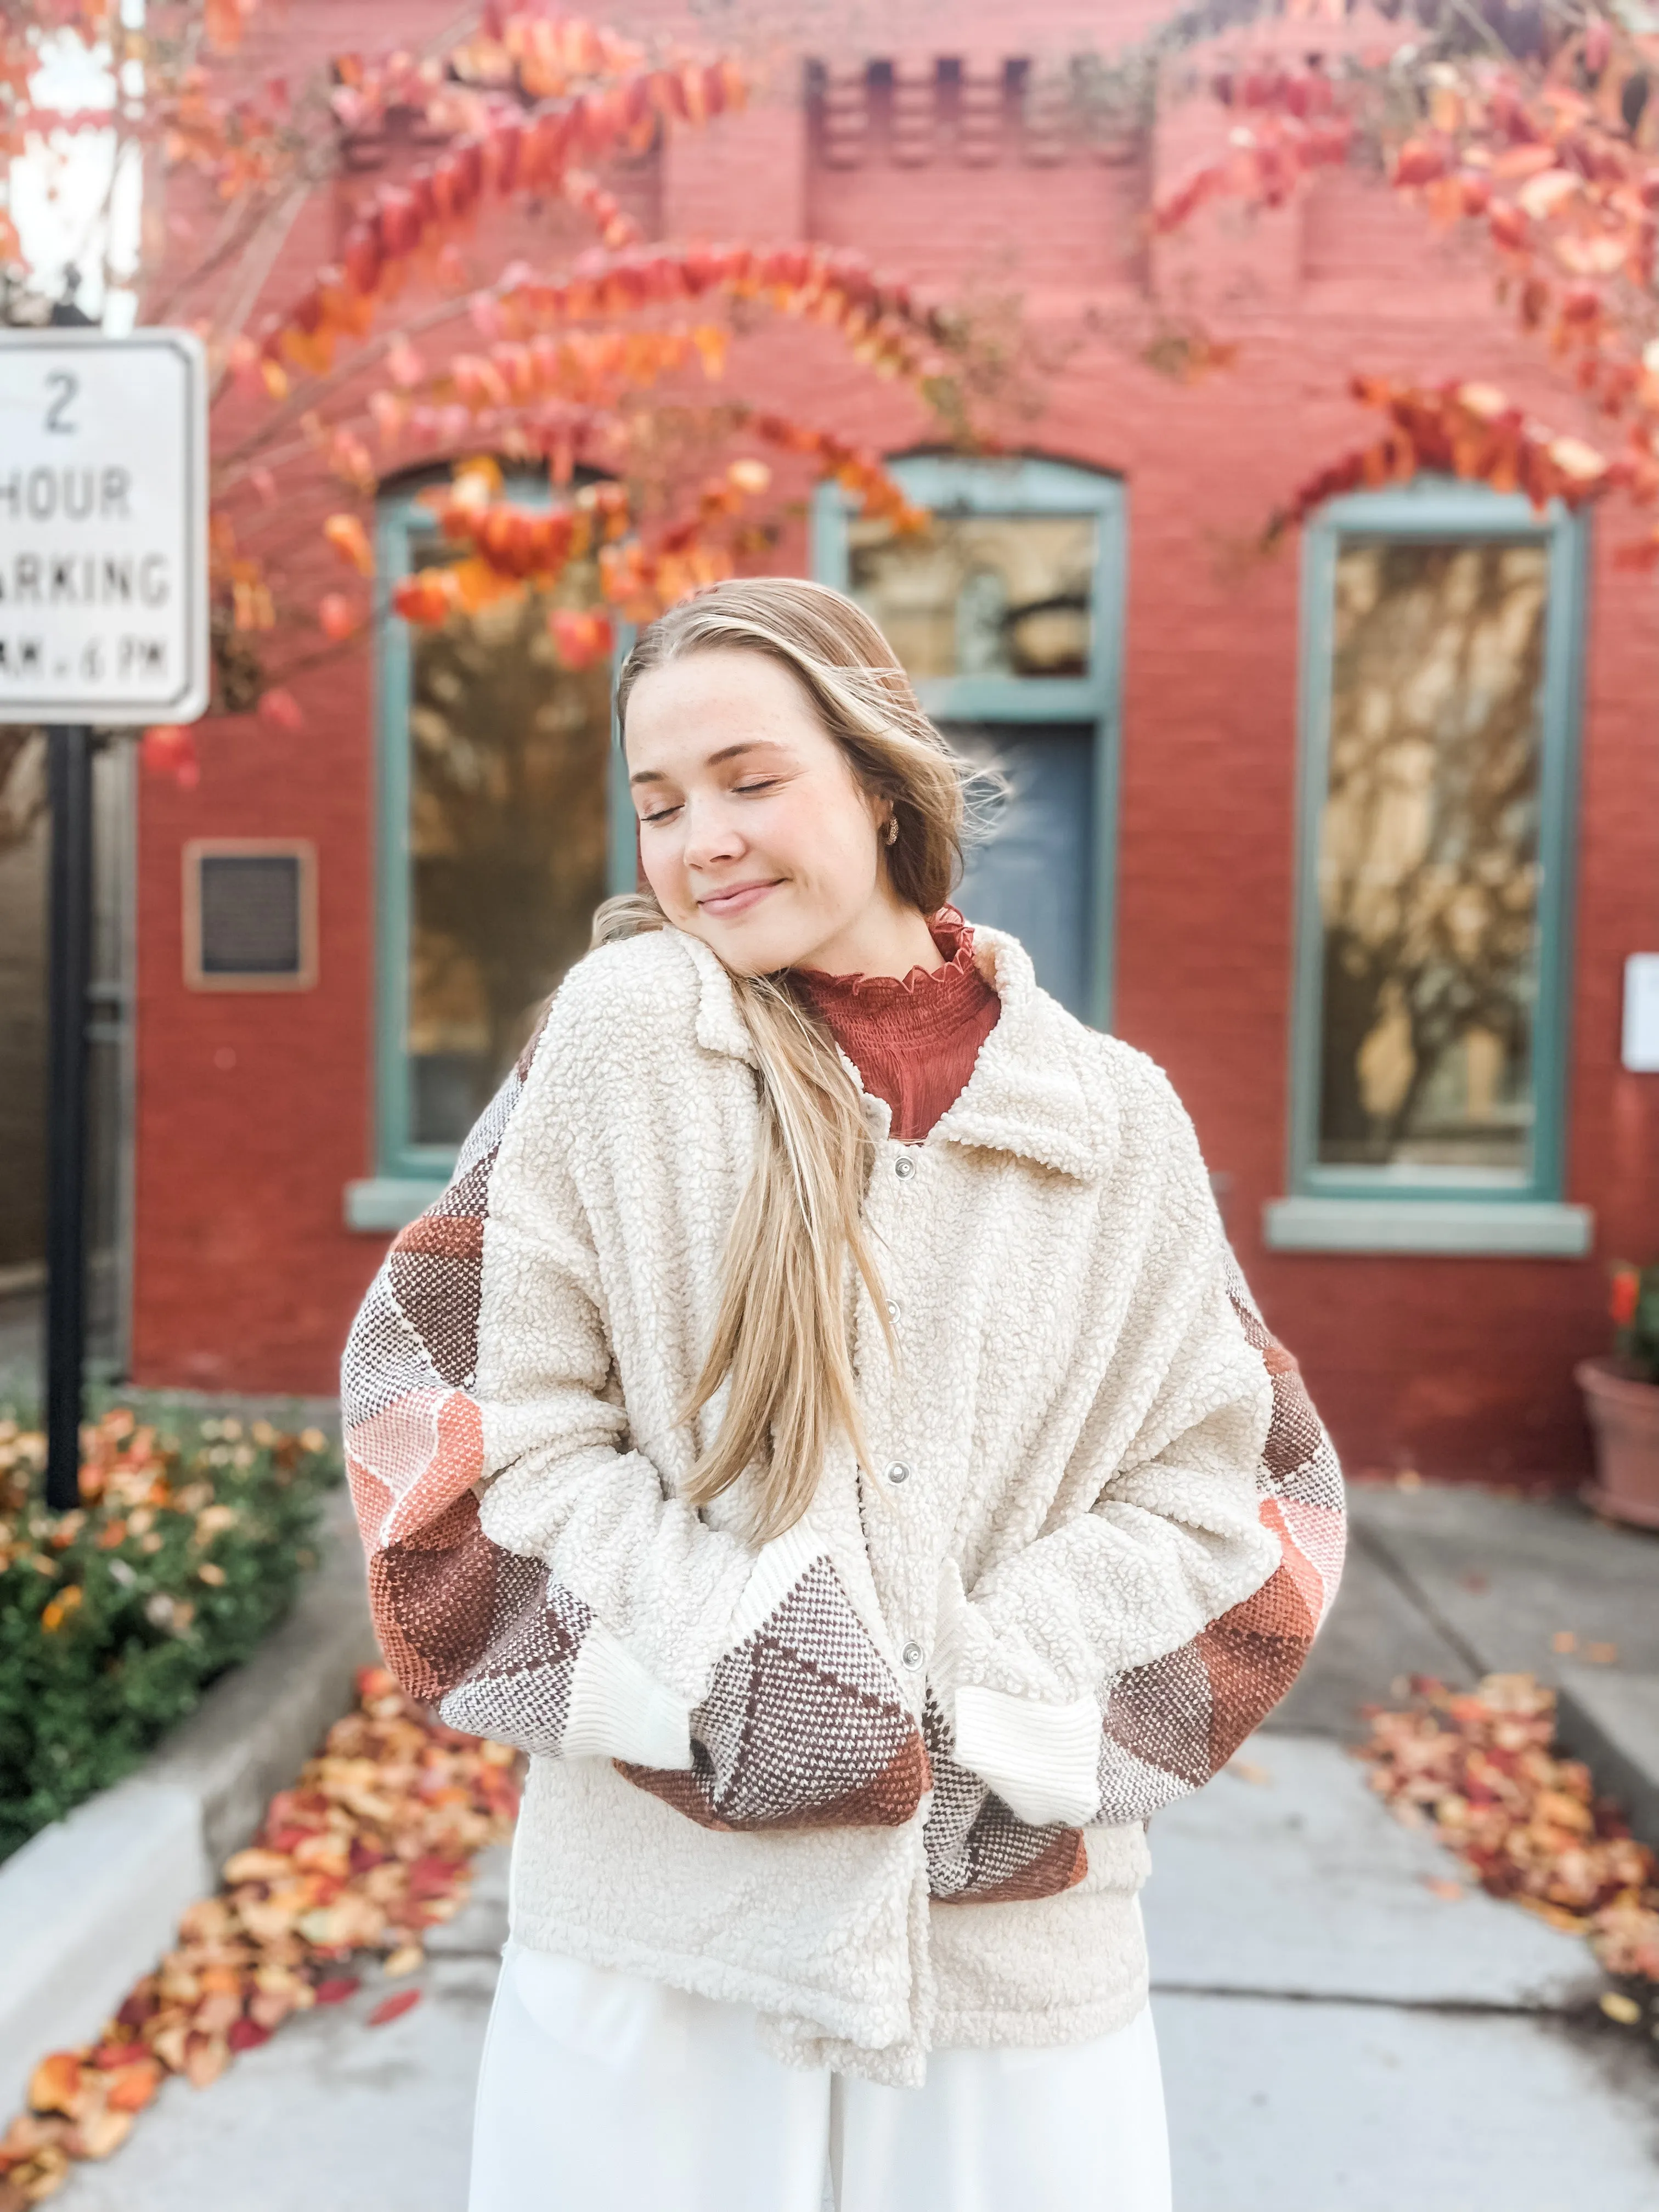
[0,329,209,1507]
[44,726,93,1509]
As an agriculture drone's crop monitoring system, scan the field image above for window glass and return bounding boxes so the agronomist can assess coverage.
[848,513,1096,678]
[405,545,610,1145]
[1316,539,1547,1176]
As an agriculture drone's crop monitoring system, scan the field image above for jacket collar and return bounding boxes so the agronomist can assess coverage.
[677,923,1108,1182]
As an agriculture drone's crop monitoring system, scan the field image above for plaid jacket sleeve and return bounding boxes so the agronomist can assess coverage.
[921,1119,1345,1903]
[342,1017,927,1837]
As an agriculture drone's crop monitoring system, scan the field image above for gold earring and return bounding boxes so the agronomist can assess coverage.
[883,815,899,846]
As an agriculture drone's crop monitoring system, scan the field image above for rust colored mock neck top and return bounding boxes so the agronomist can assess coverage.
[791,907,1002,1142]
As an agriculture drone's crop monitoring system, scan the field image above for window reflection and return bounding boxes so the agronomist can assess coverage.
[1317,539,1546,1177]
[849,513,1096,678]
[406,546,611,1145]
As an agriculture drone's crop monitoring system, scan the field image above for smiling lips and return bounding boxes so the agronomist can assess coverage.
[697,879,780,919]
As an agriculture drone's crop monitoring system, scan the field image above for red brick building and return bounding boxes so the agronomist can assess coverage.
[123,0,1659,1485]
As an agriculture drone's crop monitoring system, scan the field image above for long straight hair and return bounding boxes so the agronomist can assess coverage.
[596,577,997,1542]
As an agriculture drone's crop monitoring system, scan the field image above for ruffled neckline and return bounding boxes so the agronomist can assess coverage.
[792,907,978,1005]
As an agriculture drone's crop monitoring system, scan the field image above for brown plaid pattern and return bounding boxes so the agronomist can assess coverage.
[344,1045,928,1832]
[620,1557,928,1830]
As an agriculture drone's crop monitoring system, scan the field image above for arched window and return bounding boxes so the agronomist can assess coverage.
[349,471,635,1228]
[814,453,1125,1027]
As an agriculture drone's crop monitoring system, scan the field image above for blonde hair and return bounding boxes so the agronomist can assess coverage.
[596,577,997,1542]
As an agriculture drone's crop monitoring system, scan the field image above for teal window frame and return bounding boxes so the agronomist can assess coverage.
[812,453,1127,1030]
[348,476,636,1230]
[1266,477,1592,1259]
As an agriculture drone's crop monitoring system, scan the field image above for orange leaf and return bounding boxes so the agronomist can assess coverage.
[104,2059,163,2114]
[323,514,374,577]
[1492,143,1560,182]
[73,2106,136,2160]
[28,2053,86,2118]
[183,2034,229,2089]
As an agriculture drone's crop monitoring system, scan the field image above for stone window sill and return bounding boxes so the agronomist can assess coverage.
[1262,1196,1593,1258]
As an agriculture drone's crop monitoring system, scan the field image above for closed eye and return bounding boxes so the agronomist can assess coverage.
[639,777,777,826]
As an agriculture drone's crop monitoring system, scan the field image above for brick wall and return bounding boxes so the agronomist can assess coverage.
[129,0,1659,1481]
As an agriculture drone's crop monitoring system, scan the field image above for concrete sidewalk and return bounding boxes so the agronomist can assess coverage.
[44,1481,1659,2210]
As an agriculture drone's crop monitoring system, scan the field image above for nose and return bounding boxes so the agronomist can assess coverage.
[681,793,744,873]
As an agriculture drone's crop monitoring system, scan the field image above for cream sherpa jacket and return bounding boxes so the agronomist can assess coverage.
[343,922,1345,2087]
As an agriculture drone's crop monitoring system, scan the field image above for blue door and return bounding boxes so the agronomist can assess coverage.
[815,455,1124,1030]
[946,722,1096,1019]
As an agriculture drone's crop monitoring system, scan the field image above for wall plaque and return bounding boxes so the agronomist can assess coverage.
[183,839,317,990]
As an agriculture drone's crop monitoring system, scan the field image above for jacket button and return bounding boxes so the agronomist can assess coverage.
[885,1461,911,1486]
[893,1155,916,1180]
[901,1641,924,1670]
[886,1298,901,1321]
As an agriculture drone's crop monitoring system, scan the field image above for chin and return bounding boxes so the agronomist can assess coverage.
[685,909,811,979]
[697,927,795,978]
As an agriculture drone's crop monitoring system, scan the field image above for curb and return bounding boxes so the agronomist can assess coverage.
[0,1486,376,2116]
[1553,1663,1659,1853]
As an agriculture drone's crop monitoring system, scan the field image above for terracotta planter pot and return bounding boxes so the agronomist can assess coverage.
[1577,1356,1659,1530]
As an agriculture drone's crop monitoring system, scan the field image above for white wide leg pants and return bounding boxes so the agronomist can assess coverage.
[469,1940,1172,2212]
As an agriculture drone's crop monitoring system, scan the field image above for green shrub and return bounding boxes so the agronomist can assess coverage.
[0,1404,341,1863]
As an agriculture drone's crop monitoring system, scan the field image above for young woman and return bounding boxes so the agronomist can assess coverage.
[343,577,1346,2211]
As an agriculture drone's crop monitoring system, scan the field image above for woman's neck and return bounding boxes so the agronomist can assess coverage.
[789,889,945,983]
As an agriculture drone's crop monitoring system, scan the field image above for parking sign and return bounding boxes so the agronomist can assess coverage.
[0,329,210,725]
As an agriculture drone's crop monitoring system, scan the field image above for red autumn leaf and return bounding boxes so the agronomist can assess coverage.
[548,607,614,670]
[366,1989,422,2028]
[225,2018,271,2053]
[392,572,455,625]
[257,687,304,732]
[91,2041,148,2070]
[1393,138,1447,188]
[139,726,200,790]
[318,592,363,641]
[312,1976,361,2006]
[405,1854,461,1900]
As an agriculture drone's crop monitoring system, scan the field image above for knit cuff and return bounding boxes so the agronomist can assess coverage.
[561,1622,693,1769]
[721,1517,826,1650]
[952,1684,1103,1828]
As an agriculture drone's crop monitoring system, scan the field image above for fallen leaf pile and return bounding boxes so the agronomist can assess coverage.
[0,1668,522,2207]
[1361,1671,1659,2033]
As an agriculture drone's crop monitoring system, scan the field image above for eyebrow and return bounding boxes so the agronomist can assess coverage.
[628,740,782,787]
